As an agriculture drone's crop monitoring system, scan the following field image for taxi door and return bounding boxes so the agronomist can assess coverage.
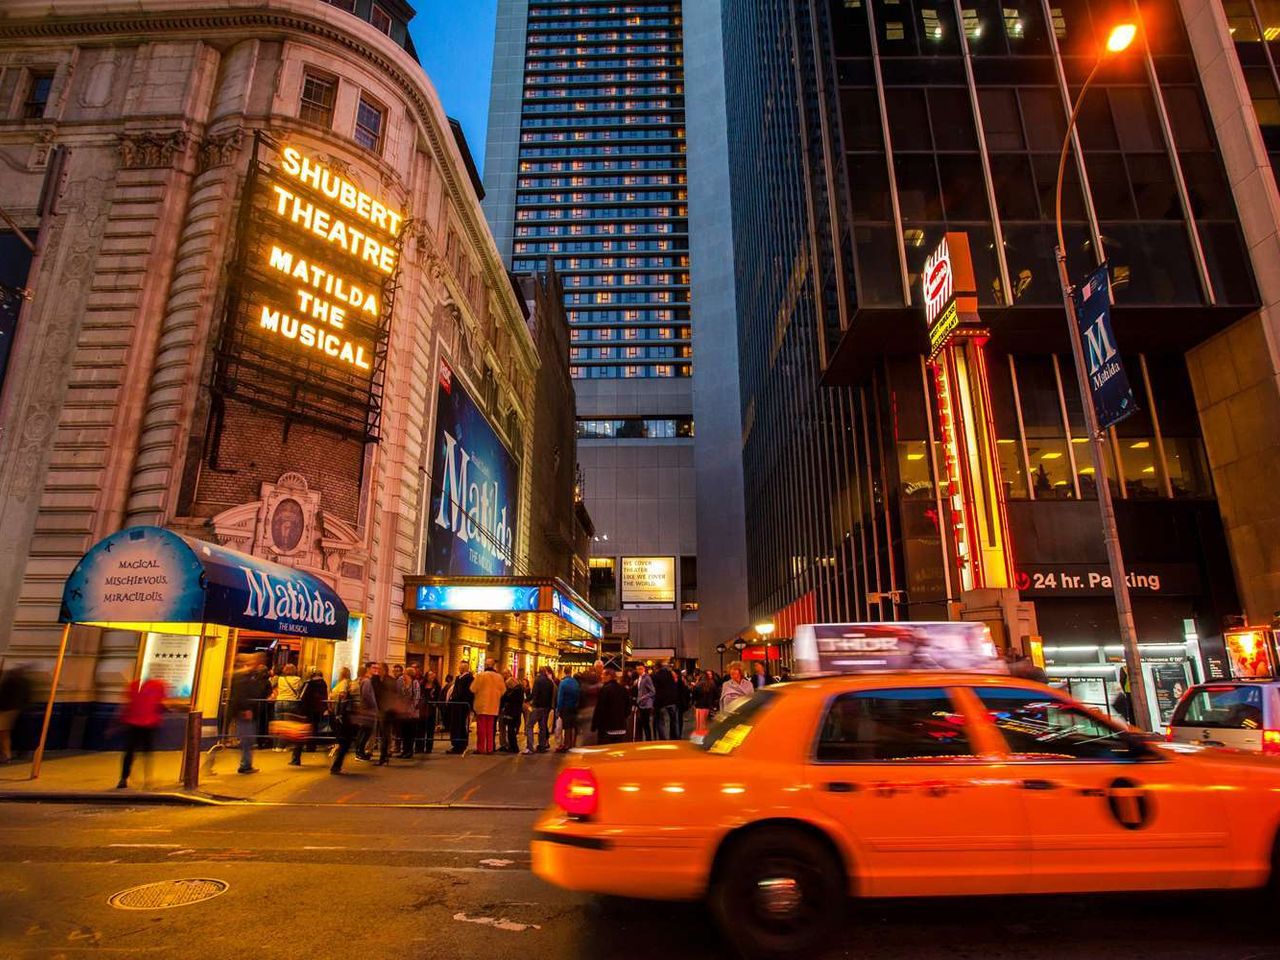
[963,685,1232,894]
[808,686,1030,898]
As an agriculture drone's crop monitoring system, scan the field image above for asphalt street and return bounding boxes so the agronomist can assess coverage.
[3,797,1280,960]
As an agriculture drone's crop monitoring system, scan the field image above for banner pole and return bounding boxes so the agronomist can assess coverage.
[31,622,72,780]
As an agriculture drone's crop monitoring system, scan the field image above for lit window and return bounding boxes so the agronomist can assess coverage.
[299,71,337,127]
[354,94,386,153]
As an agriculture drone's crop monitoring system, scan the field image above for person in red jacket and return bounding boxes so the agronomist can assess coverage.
[116,677,168,789]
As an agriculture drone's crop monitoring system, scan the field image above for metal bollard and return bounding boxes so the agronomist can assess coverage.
[181,711,202,791]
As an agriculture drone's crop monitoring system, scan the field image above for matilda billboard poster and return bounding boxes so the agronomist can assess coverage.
[426,361,520,577]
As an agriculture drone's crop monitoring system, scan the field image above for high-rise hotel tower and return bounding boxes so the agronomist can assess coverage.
[485,1,749,659]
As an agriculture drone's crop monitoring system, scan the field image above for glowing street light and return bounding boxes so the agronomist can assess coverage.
[1106,22,1137,53]
[1053,18,1152,729]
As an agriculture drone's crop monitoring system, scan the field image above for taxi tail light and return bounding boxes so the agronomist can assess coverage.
[554,767,599,818]
[1263,730,1280,757]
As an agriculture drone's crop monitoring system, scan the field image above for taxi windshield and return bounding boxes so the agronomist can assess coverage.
[692,689,776,755]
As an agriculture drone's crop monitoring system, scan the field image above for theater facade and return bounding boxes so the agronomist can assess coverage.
[0,0,596,745]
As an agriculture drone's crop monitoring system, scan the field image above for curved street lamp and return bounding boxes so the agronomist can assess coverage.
[1053,20,1151,729]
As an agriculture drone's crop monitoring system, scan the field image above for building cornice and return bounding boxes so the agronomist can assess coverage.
[0,1,537,371]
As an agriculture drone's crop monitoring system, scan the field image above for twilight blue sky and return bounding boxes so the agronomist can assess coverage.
[410,3,499,171]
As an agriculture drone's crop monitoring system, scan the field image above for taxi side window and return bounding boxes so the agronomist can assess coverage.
[815,688,972,762]
[974,687,1148,761]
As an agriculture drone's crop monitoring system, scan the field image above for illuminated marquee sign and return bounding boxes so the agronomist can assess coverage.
[410,583,604,640]
[922,233,981,358]
[215,133,403,441]
[553,590,604,639]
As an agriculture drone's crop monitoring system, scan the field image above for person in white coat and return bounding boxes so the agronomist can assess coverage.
[719,662,755,714]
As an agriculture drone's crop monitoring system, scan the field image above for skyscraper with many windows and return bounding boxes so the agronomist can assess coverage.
[720,0,1264,724]
[485,1,747,659]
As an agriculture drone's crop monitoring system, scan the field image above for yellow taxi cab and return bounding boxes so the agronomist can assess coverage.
[532,638,1280,958]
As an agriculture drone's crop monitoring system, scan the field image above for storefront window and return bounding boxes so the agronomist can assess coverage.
[897,440,934,497]
[1072,436,1120,500]
[987,356,1028,499]
[1111,437,1158,497]
[1012,356,1074,498]
[1162,436,1213,498]
[1060,361,1119,499]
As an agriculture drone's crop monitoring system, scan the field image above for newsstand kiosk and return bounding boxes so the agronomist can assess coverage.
[34,525,349,778]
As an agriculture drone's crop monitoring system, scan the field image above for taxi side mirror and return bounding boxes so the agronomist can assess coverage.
[1118,730,1161,759]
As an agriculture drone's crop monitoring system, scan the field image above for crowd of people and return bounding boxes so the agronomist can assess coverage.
[225,654,787,776]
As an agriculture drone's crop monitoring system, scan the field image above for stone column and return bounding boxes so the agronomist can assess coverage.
[1177,0,1280,622]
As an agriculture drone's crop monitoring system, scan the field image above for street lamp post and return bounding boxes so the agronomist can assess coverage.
[1053,21,1152,730]
[754,621,775,678]
[715,642,727,673]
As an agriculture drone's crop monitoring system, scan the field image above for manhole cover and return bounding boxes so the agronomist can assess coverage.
[108,879,228,910]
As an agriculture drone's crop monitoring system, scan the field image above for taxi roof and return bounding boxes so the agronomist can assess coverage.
[772,671,1048,695]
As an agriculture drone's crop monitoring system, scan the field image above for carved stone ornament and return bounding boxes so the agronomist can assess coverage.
[196,128,244,176]
[117,130,189,169]
[207,472,366,587]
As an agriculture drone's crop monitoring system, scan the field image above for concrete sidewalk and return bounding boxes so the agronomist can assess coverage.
[0,745,563,809]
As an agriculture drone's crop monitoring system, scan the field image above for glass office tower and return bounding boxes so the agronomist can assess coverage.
[485,0,701,658]
[723,0,1255,719]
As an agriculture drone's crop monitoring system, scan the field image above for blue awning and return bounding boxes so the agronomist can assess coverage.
[60,525,349,641]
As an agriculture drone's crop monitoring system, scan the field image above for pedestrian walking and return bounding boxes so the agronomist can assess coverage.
[355,662,380,761]
[499,674,525,753]
[228,654,265,774]
[720,661,755,713]
[420,670,441,754]
[524,666,555,754]
[329,668,357,775]
[471,660,504,755]
[693,669,717,736]
[555,665,580,752]
[115,675,168,789]
[0,664,31,764]
[447,662,475,754]
[634,664,655,741]
[272,663,304,750]
[289,668,328,766]
[592,668,630,745]
[652,660,678,739]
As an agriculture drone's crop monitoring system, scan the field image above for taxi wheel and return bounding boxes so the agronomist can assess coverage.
[709,827,844,959]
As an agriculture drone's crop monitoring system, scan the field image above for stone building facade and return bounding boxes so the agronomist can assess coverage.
[0,0,538,712]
